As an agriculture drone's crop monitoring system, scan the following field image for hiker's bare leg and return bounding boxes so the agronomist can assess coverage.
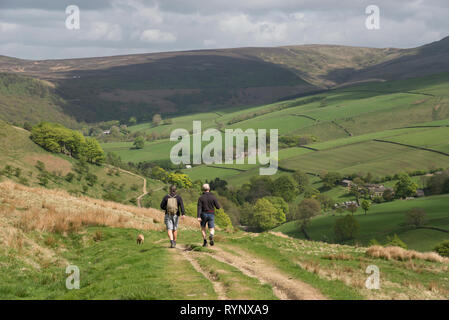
[201,227,207,240]
[173,230,178,242]
[167,229,174,241]
[209,228,215,236]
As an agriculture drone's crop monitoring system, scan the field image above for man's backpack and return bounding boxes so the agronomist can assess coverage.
[166,195,178,215]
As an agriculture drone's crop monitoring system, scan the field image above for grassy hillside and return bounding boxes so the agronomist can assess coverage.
[274,193,449,252]
[0,73,79,128]
[2,36,449,124]
[102,71,449,184]
[1,181,448,300]
[0,120,162,204]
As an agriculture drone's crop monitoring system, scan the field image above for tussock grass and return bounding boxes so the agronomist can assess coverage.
[365,245,449,263]
[322,253,353,261]
[0,180,200,236]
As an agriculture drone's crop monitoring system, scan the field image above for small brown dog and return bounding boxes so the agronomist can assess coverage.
[137,234,144,245]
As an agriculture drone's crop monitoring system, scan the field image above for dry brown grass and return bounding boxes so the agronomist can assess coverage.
[365,245,449,263]
[23,154,72,175]
[322,252,353,261]
[0,180,200,236]
[0,180,201,269]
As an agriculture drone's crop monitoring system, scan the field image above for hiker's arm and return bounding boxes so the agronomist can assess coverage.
[179,196,185,216]
[197,198,202,219]
[214,196,221,209]
[160,196,167,210]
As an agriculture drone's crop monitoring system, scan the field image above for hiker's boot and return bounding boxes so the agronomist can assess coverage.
[209,234,214,246]
[170,240,175,248]
[202,239,208,247]
[173,240,176,248]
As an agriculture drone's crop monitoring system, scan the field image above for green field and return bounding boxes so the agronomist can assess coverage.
[274,193,449,251]
[101,71,449,182]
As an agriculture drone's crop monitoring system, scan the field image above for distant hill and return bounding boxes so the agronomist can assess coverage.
[1,36,449,125]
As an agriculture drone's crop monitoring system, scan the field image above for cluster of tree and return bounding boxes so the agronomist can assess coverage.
[394,173,418,199]
[31,122,105,164]
[424,170,449,195]
[278,135,317,148]
[240,197,288,231]
[207,170,343,231]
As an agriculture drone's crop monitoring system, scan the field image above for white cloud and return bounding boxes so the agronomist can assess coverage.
[140,29,176,43]
[0,22,18,33]
[219,14,288,43]
[80,22,123,41]
[1,0,449,59]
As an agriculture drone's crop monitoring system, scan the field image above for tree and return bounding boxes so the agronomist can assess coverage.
[361,200,371,215]
[405,208,426,227]
[292,170,309,193]
[84,137,105,164]
[303,186,320,199]
[382,188,394,202]
[321,171,342,189]
[150,166,167,181]
[294,198,321,239]
[334,214,359,242]
[394,173,418,199]
[347,202,358,215]
[152,114,162,126]
[31,122,104,164]
[315,194,335,212]
[273,175,297,202]
[265,196,288,226]
[129,116,137,126]
[133,136,145,149]
[245,176,274,202]
[166,173,193,189]
[252,198,282,231]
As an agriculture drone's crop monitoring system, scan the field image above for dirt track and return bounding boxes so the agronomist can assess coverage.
[176,243,327,300]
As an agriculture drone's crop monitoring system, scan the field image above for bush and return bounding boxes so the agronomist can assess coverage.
[18,177,29,186]
[385,234,407,249]
[405,208,426,227]
[65,172,75,183]
[252,198,282,231]
[334,214,359,242]
[184,202,197,218]
[215,208,233,231]
[433,240,449,257]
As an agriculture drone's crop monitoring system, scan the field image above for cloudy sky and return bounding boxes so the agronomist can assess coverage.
[0,0,448,60]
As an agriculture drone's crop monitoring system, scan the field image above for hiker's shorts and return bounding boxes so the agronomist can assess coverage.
[200,212,215,229]
[165,214,179,231]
